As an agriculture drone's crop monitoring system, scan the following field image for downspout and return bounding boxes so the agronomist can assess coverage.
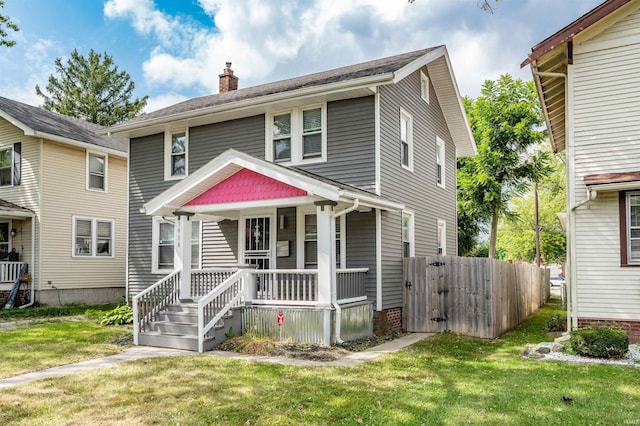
[330,199,360,344]
[532,68,570,331]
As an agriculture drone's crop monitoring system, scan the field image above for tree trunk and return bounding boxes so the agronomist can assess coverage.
[489,208,499,259]
[534,182,541,267]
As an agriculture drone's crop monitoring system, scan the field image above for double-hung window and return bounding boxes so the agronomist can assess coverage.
[400,109,413,171]
[437,220,446,256]
[626,192,640,264]
[299,210,344,269]
[402,212,414,258]
[436,137,445,188]
[0,143,20,187]
[152,218,201,272]
[165,130,188,180]
[73,217,114,257]
[267,104,326,165]
[87,152,107,191]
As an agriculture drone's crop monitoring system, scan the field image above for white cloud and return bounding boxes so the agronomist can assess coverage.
[144,92,190,113]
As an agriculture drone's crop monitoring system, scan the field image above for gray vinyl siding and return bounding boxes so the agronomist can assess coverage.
[298,96,376,191]
[378,67,458,309]
[202,220,237,268]
[346,210,377,301]
[128,116,266,295]
[276,207,297,269]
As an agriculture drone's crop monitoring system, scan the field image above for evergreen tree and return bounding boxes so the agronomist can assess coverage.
[36,49,148,126]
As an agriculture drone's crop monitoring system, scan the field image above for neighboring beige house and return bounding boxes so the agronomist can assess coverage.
[0,96,127,306]
[524,0,640,342]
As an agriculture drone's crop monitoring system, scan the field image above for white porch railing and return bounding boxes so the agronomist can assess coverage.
[191,268,236,298]
[198,269,247,352]
[0,261,28,283]
[251,269,319,305]
[133,270,181,345]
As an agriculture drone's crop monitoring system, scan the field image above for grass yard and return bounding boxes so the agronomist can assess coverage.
[0,307,131,379]
[1,299,639,425]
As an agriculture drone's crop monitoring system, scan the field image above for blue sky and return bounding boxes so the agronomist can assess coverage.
[1,0,603,112]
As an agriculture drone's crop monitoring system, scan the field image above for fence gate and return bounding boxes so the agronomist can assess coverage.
[403,256,450,333]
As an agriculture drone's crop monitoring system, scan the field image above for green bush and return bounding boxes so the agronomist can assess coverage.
[545,314,567,332]
[570,327,629,359]
[100,305,133,326]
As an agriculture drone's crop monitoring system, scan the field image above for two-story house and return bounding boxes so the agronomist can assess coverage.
[107,46,476,351]
[0,96,128,307]
[524,0,640,342]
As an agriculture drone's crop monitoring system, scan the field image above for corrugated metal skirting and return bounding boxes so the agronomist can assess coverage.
[242,302,373,345]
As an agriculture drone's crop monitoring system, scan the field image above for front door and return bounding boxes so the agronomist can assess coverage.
[243,216,271,269]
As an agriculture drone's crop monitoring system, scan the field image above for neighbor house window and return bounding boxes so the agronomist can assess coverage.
[73,216,114,257]
[0,222,10,258]
[437,220,446,256]
[87,152,107,191]
[400,109,413,171]
[152,218,201,272]
[266,103,326,165]
[436,137,445,188]
[165,130,188,180]
[402,212,414,258]
[420,71,430,104]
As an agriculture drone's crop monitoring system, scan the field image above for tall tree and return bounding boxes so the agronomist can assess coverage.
[459,74,547,258]
[0,0,19,47]
[36,49,148,126]
[497,150,566,264]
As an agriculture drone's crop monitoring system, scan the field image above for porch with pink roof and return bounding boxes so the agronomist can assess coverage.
[134,150,403,350]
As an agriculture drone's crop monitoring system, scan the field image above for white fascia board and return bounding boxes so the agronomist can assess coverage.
[338,192,404,211]
[588,181,640,192]
[103,74,394,136]
[179,196,321,214]
[0,210,36,219]
[33,131,128,158]
[392,46,447,84]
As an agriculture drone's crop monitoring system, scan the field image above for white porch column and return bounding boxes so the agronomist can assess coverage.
[174,214,193,300]
[315,201,337,306]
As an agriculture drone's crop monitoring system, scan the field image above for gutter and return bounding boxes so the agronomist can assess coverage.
[330,199,360,344]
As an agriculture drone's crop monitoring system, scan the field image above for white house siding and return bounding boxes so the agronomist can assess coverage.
[0,118,40,288]
[571,9,640,321]
[40,140,127,294]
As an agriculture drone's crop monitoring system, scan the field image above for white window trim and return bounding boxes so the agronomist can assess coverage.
[265,103,327,166]
[420,71,430,104]
[164,129,189,181]
[0,145,14,188]
[152,216,174,273]
[437,219,447,256]
[436,136,445,188]
[296,206,346,269]
[72,215,115,258]
[627,192,640,264]
[402,211,415,258]
[86,150,108,192]
[400,108,413,172]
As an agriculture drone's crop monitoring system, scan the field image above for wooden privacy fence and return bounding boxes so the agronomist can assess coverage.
[403,256,550,339]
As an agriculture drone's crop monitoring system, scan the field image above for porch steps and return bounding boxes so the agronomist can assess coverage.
[138,302,241,352]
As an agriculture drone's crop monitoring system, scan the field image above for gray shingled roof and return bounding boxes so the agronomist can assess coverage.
[117,47,439,127]
[0,96,127,153]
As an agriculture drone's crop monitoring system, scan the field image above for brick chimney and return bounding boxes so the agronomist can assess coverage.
[219,62,238,93]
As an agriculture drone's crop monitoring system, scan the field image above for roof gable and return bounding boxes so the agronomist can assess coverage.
[0,96,127,155]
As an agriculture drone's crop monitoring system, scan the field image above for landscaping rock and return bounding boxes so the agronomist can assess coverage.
[537,346,551,354]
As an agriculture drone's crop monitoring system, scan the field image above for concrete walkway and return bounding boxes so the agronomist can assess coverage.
[0,333,433,389]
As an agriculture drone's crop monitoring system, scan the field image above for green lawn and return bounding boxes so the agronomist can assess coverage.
[1,299,639,425]
[0,309,131,379]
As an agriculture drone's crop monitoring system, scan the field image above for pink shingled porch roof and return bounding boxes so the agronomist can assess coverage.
[185,168,308,205]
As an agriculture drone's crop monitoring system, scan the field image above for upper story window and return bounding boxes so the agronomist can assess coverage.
[73,216,114,258]
[402,211,415,258]
[266,103,327,165]
[436,137,445,188]
[400,108,413,171]
[165,130,188,180]
[0,143,20,187]
[420,71,430,104]
[87,152,107,191]
[437,219,446,256]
